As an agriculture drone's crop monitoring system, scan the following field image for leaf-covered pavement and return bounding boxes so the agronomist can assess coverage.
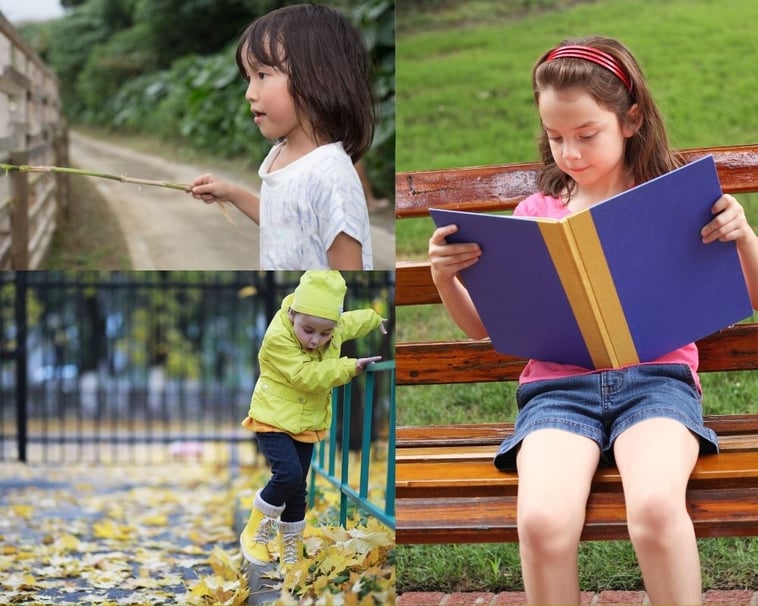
[1,462,238,605]
[0,462,395,605]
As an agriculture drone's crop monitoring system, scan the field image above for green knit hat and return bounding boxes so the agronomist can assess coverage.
[291,271,346,322]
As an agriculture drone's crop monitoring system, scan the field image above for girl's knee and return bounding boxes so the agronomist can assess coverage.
[518,499,583,556]
[626,489,691,543]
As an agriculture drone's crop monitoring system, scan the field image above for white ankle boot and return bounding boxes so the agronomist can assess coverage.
[278,519,306,571]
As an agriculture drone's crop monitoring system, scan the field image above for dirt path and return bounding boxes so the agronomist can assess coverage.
[69,131,395,270]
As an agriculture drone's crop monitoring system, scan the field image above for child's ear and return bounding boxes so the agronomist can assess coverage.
[287,308,296,322]
[623,103,643,137]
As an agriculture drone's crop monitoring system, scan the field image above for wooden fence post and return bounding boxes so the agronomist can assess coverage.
[54,124,70,221]
[9,150,30,270]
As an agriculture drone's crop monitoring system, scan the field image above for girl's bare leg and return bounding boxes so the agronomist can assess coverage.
[614,418,702,605]
[516,429,600,605]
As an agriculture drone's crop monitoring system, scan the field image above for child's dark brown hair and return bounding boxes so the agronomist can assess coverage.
[236,3,374,163]
[532,36,682,201]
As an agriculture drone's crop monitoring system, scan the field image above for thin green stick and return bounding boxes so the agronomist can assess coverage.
[1,162,237,225]
[0,163,191,192]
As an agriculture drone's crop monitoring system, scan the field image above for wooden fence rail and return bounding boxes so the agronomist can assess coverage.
[0,12,68,269]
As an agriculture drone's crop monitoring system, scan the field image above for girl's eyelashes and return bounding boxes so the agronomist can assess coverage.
[546,133,597,142]
[240,63,270,81]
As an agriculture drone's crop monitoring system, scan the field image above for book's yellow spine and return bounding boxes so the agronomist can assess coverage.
[539,212,638,368]
[567,211,638,367]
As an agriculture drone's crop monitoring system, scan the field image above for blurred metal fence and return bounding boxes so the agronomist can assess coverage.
[310,359,396,528]
[0,271,395,465]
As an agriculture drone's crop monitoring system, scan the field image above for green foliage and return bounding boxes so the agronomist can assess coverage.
[132,0,276,68]
[340,0,396,198]
[398,382,518,426]
[76,24,157,118]
[43,11,111,115]
[104,49,269,161]
[701,367,758,416]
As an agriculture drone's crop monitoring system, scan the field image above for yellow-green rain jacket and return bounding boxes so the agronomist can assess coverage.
[245,292,383,437]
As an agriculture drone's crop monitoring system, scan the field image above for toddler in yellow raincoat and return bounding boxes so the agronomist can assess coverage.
[239,270,386,570]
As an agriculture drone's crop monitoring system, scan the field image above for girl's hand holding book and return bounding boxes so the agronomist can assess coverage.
[429,224,482,284]
[701,194,755,245]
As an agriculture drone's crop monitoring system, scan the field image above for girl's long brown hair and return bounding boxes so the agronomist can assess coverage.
[533,36,682,200]
[237,4,375,163]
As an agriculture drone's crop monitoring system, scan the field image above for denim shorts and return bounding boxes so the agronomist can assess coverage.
[493,363,718,470]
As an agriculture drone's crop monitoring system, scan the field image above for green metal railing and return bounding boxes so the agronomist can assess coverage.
[308,360,395,529]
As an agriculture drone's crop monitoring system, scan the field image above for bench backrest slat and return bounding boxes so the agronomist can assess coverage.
[396,322,758,385]
[396,144,758,218]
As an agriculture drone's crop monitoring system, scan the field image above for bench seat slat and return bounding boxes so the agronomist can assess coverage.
[397,450,758,499]
[395,488,758,544]
[398,433,755,462]
[396,415,758,447]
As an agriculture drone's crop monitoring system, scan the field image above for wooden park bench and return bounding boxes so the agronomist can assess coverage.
[394,143,758,544]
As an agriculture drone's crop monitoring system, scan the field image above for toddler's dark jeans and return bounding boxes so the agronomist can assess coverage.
[256,432,314,522]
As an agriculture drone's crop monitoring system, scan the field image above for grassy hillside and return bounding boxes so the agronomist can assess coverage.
[396,0,758,258]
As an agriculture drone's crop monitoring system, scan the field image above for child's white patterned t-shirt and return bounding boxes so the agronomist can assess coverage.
[258,142,373,269]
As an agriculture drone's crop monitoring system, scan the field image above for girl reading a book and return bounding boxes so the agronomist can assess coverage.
[428,36,758,606]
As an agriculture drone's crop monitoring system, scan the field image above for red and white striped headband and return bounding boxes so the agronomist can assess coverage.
[545,45,633,93]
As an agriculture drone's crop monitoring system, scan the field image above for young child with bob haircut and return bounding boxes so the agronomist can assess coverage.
[239,270,387,571]
[429,36,758,605]
[191,3,376,270]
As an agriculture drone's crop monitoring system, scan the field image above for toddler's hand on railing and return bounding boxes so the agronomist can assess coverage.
[356,356,382,371]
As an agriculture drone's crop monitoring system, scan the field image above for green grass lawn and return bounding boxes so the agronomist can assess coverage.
[396,0,758,259]
[396,0,758,593]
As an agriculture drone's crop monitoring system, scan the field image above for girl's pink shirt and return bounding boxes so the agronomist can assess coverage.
[513,192,701,390]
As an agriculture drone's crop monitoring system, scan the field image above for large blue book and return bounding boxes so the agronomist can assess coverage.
[430,156,753,369]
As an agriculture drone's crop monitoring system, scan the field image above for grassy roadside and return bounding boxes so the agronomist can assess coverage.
[41,172,132,270]
[396,0,758,594]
